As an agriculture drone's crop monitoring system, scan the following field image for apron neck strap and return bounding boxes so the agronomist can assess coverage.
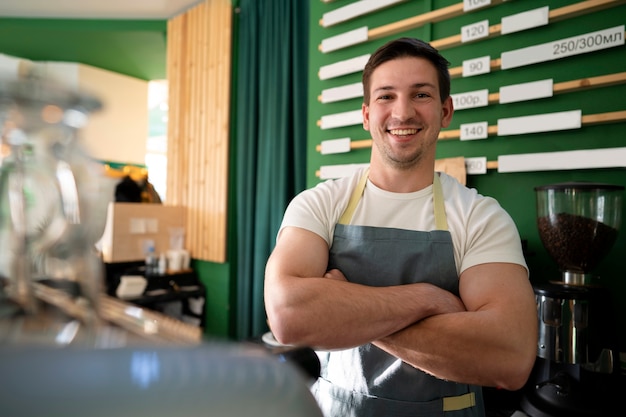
[338,169,449,231]
[433,173,448,231]
[338,168,370,225]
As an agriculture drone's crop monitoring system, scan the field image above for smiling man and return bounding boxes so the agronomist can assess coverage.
[264,38,537,417]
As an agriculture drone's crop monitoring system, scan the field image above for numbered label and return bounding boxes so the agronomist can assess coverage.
[465,157,488,175]
[451,90,489,111]
[462,56,491,77]
[464,0,491,12]
[502,25,625,70]
[460,122,489,141]
[462,20,489,43]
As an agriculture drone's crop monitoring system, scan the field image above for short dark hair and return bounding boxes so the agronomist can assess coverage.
[362,37,451,104]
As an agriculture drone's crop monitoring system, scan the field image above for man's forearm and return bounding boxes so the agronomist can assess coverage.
[267,277,464,350]
[373,309,536,390]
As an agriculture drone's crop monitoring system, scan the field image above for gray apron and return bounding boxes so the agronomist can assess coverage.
[312,171,485,417]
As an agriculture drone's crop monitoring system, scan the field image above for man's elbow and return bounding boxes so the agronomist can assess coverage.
[499,349,537,391]
[265,304,304,346]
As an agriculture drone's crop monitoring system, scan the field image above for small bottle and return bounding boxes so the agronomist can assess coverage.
[145,245,157,276]
[158,253,167,275]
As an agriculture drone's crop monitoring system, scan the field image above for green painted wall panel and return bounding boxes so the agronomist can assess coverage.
[0,18,167,80]
[308,1,626,348]
[193,260,231,339]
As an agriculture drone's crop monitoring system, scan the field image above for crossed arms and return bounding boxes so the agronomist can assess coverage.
[264,226,538,391]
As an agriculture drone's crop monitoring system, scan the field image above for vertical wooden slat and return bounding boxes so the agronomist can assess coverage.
[166,0,232,263]
[190,5,201,254]
[207,1,220,260]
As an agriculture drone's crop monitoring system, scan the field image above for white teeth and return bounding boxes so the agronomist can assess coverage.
[389,128,418,135]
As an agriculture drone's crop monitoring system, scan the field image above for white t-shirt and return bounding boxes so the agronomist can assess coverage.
[279,168,527,276]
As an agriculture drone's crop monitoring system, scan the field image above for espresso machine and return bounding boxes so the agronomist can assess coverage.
[521,182,624,417]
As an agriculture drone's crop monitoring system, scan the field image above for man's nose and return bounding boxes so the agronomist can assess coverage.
[391,96,416,121]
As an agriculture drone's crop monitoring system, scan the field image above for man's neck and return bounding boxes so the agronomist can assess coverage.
[367,160,435,193]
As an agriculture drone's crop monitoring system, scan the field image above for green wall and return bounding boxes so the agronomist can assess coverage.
[0,18,166,80]
[193,260,231,339]
[308,0,626,347]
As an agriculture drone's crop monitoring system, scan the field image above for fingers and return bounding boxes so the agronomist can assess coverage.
[324,269,347,281]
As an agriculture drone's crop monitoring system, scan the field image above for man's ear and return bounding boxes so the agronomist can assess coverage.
[362,102,370,131]
[441,96,454,129]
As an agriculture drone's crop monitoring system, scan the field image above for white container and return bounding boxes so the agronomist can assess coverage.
[167,249,190,272]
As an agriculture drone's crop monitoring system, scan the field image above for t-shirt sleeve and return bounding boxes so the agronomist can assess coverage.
[279,190,333,245]
[278,174,357,247]
[460,197,528,275]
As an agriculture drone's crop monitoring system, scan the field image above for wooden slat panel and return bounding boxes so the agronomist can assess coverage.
[166,0,232,263]
[315,110,625,151]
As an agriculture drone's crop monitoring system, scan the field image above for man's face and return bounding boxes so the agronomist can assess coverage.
[362,56,453,170]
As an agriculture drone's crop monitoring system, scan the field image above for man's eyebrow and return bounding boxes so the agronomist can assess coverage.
[372,85,394,94]
[411,82,437,89]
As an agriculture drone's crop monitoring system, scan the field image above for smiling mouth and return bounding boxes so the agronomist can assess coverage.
[388,128,420,136]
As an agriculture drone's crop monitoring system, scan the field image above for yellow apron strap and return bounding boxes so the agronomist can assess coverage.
[338,168,369,225]
[442,392,476,412]
[433,172,448,231]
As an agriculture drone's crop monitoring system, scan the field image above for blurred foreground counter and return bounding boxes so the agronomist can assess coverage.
[0,342,324,417]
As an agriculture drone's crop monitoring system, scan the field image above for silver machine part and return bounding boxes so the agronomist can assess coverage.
[562,271,591,286]
[536,292,614,373]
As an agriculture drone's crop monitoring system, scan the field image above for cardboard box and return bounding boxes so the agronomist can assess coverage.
[100,202,186,263]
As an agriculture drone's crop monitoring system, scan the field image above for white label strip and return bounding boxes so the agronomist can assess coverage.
[462,20,489,43]
[319,54,370,80]
[321,82,364,103]
[320,163,370,180]
[460,122,489,140]
[0,53,22,80]
[501,25,625,70]
[321,138,351,155]
[462,55,491,77]
[497,110,581,136]
[320,109,363,129]
[451,89,489,110]
[501,6,549,35]
[464,0,491,12]
[321,27,369,53]
[465,157,488,174]
[498,147,626,173]
[322,0,406,28]
[499,79,553,104]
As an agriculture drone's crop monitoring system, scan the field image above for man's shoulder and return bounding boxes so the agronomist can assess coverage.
[438,172,504,211]
[438,172,478,198]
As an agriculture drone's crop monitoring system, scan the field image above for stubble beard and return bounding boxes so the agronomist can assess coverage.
[374,135,427,171]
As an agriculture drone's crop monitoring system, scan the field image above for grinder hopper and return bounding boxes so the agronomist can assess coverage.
[535,182,624,285]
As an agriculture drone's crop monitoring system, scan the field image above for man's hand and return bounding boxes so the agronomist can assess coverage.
[323,268,348,281]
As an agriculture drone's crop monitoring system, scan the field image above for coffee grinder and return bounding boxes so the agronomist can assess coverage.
[521,182,624,417]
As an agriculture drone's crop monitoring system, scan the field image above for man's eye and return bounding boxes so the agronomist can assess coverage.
[415,93,430,99]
